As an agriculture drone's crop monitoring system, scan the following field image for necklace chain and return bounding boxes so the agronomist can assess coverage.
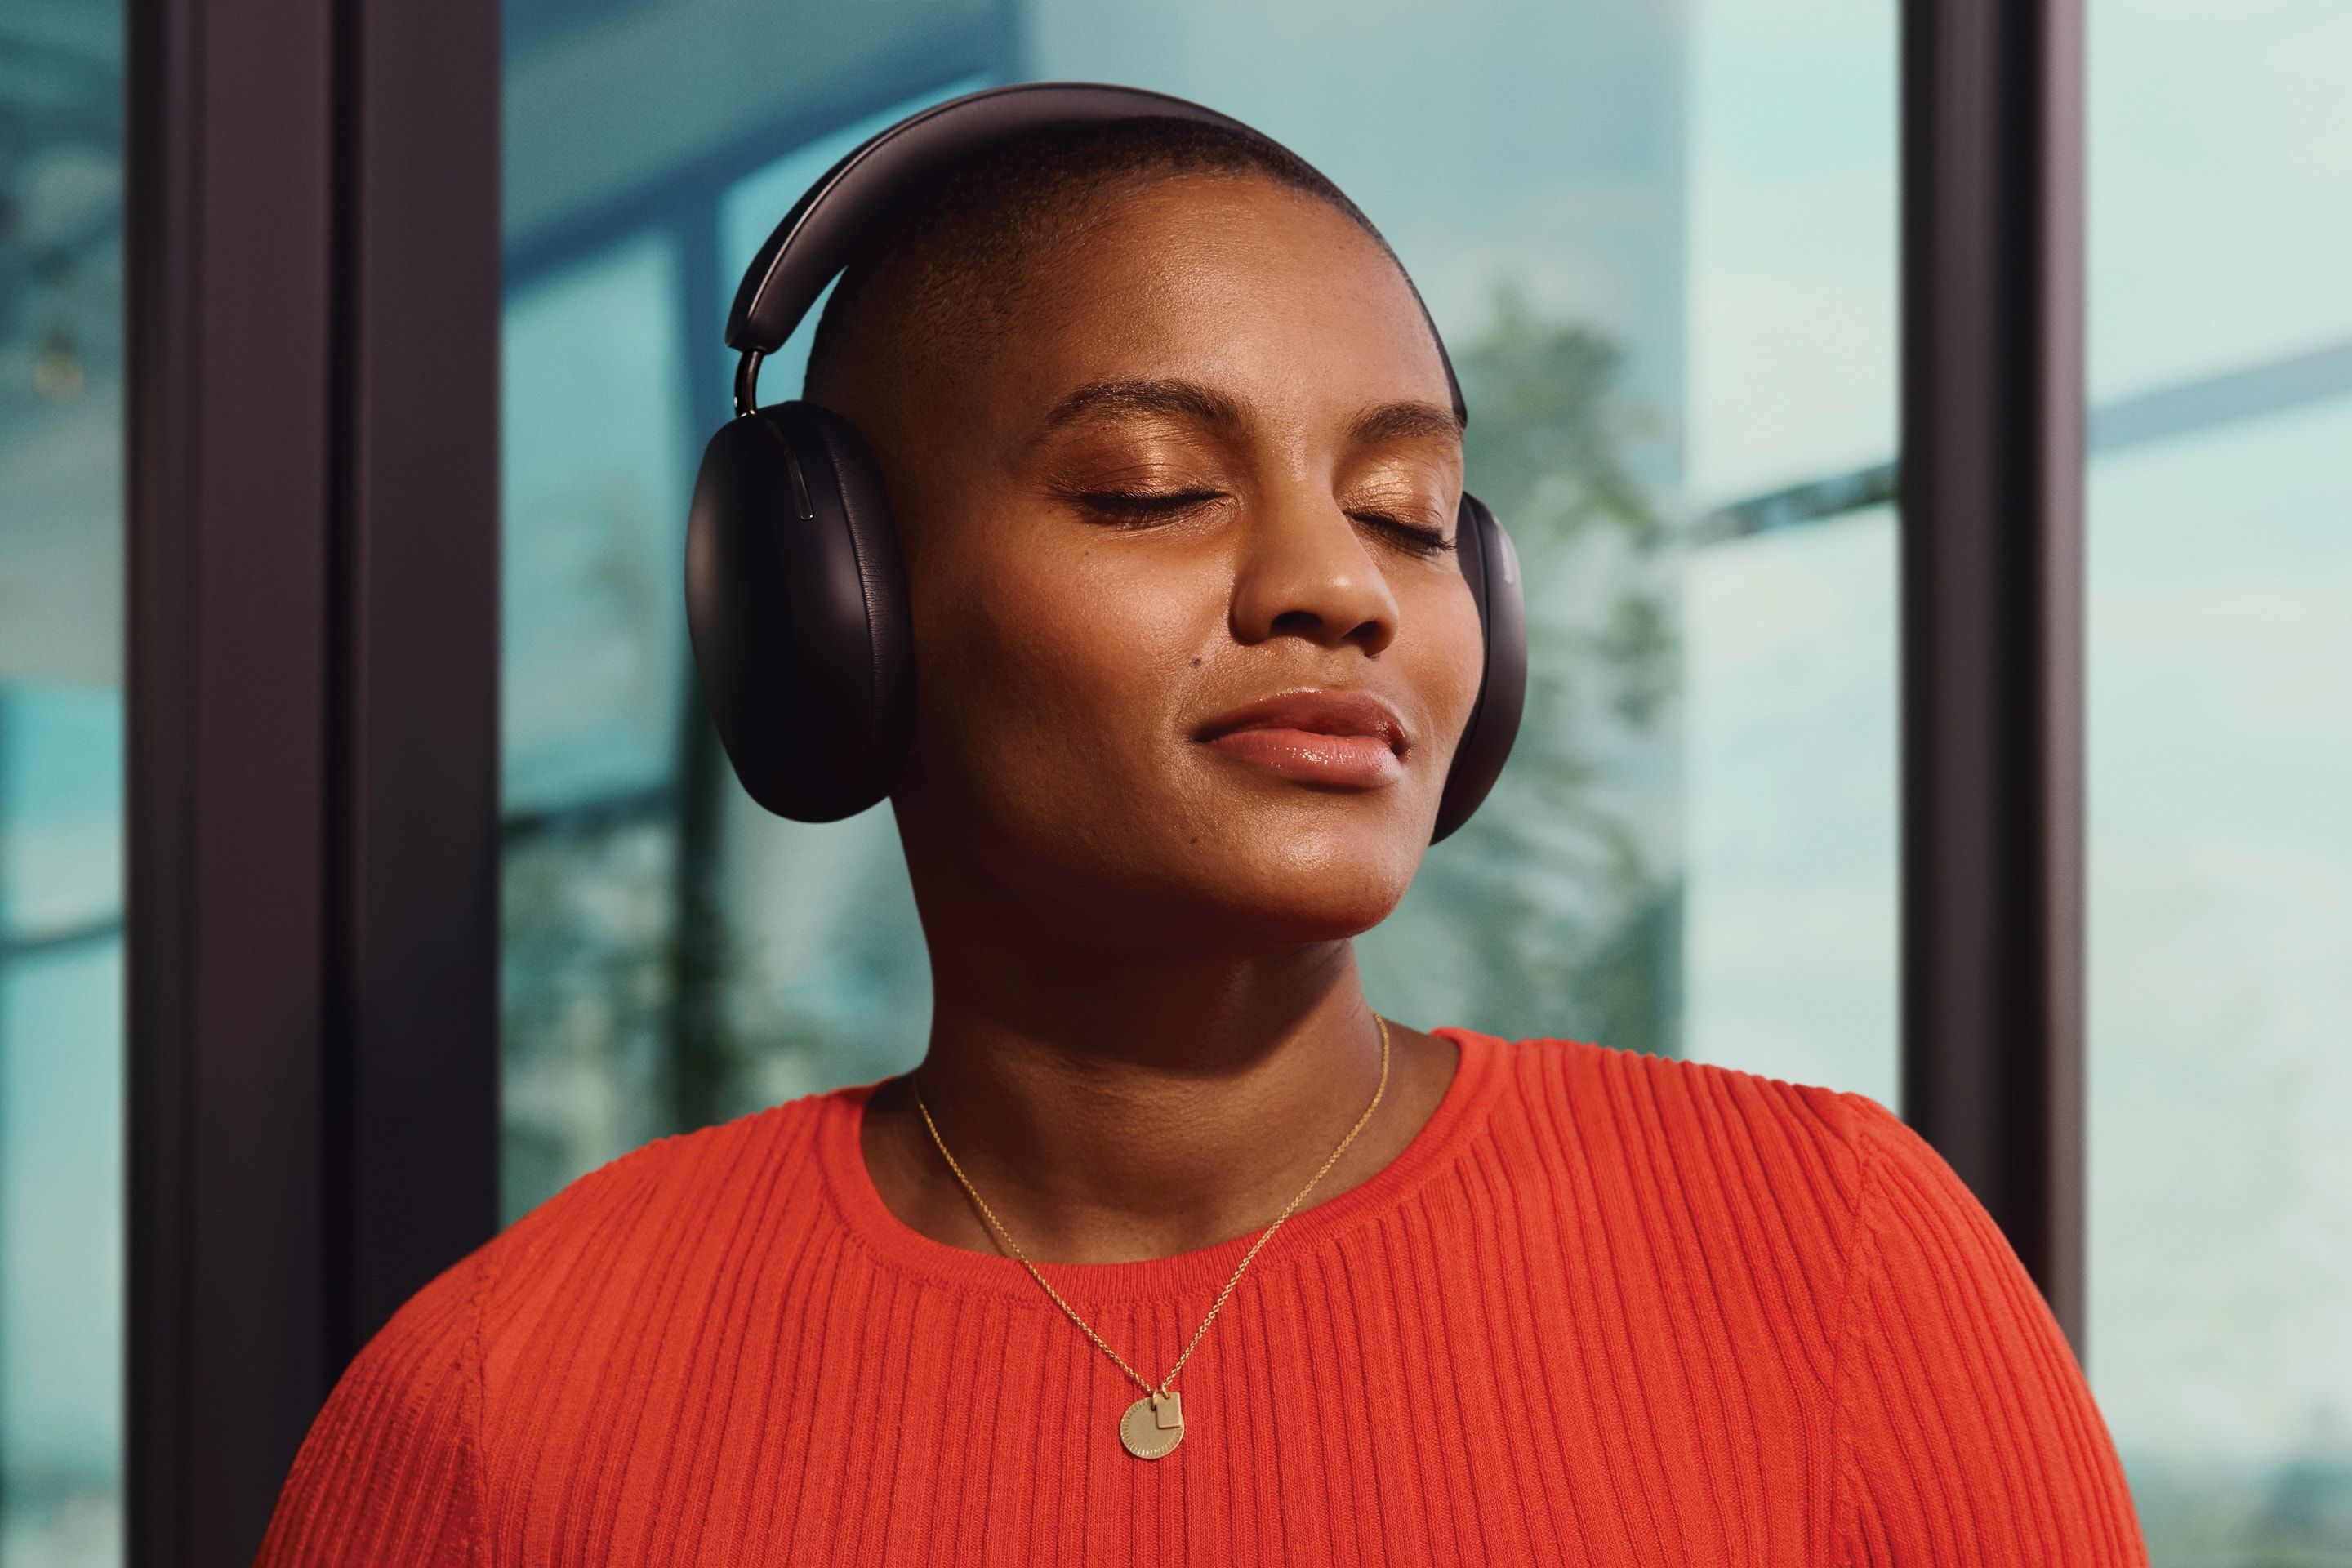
[911,1013,1392,1404]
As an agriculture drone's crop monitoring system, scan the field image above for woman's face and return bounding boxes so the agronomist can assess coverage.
[869,173,1485,951]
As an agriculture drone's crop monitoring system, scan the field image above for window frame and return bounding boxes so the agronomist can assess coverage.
[1896,0,2089,1344]
[126,0,499,1558]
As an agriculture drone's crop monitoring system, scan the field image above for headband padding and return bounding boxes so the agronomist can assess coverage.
[728,84,1248,358]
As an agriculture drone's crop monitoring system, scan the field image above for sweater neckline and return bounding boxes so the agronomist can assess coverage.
[814,1025,1508,1303]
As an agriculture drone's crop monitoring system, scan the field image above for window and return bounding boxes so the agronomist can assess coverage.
[2083,2,2352,1552]
[0,2,127,1561]
[1682,0,1899,1108]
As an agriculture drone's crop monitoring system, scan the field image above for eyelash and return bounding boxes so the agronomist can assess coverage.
[1362,517,1459,559]
[1070,488,1223,520]
[1069,490,1458,558]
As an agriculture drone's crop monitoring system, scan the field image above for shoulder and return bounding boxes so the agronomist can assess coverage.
[469,1089,849,1343]
[258,1093,854,1561]
[258,1239,490,1561]
[1460,1032,1989,1305]
[1476,1031,1893,1223]
[1470,1036,2067,1366]
[1444,1036,2143,1558]
[363,1085,849,1359]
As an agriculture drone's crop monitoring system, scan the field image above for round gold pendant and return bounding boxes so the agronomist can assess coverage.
[1120,1392,1184,1459]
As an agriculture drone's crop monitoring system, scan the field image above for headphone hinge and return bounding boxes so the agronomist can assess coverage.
[733,349,764,418]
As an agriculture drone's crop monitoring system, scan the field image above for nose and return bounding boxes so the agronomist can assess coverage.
[1228,483,1401,657]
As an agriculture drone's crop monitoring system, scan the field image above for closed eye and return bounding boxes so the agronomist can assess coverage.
[1067,488,1226,523]
[1066,490,1454,557]
[1352,512,1458,557]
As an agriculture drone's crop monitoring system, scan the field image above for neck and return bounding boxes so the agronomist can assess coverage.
[860,921,1455,1266]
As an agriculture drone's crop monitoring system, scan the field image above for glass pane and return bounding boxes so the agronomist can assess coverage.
[2089,1,2352,403]
[2087,399,2352,1564]
[1688,0,1898,505]
[0,1,127,1557]
[499,0,1902,1210]
[496,227,711,1217]
[501,232,693,818]
[1,937,123,1567]
[1682,508,1899,1111]
[2087,6,2352,1559]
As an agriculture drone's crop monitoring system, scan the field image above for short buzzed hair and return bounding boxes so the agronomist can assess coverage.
[801,114,1409,409]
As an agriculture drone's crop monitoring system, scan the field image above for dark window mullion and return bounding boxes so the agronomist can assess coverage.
[127,0,499,1559]
[127,0,337,1557]
[1898,0,2089,1349]
[327,0,501,1373]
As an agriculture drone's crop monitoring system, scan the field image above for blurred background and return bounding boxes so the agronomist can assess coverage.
[3,0,2350,1561]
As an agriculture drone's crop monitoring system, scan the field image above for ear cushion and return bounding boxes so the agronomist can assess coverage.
[1429,491,1527,844]
[684,402,915,822]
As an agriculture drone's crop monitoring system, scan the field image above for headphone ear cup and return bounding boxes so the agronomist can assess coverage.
[684,401,915,822]
[1430,490,1527,844]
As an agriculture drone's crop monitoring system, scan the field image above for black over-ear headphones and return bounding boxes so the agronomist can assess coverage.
[685,82,1526,842]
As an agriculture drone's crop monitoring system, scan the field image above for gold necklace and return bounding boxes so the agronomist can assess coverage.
[911,1013,1392,1460]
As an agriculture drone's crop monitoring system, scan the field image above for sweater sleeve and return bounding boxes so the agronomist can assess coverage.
[1830,1094,2148,1567]
[250,1249,488,1568]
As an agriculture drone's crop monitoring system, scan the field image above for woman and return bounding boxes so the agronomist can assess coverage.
[257,107,2148,1565]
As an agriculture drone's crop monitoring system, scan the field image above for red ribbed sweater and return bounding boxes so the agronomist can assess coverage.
[256,1031,2147,1565]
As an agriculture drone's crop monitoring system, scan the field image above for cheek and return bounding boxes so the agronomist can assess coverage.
[915,525,1210,800]
[1405,575,1490,779]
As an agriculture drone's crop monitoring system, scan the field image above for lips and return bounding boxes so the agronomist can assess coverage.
[1193,689,1409,790]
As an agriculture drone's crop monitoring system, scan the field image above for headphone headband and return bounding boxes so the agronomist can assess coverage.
[723,81,1465,422]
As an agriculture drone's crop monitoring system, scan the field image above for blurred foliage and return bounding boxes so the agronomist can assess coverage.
[2123,1441,2352,1568]
[498,814,679,1218]
[2247,1434,2352,1568]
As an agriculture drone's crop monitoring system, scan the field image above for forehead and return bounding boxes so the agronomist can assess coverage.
[994,176,1455,431]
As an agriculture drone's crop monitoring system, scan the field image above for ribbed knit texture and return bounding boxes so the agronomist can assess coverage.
[255,1031,2147,1565]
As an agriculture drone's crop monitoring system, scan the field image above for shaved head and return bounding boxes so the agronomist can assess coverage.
[801,114,1413,416]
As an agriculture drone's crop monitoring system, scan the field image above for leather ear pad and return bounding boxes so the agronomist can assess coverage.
[684,402,915,822]
[1429,491,1528,844]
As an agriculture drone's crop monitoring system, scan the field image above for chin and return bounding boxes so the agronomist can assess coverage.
[1174,814,1425,945]
[915,758,1433,950]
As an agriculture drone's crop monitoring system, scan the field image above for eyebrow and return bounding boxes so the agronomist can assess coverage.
[1346,399,1467,447]
[1042,377,1247,435]
[1040,378,1464,450]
